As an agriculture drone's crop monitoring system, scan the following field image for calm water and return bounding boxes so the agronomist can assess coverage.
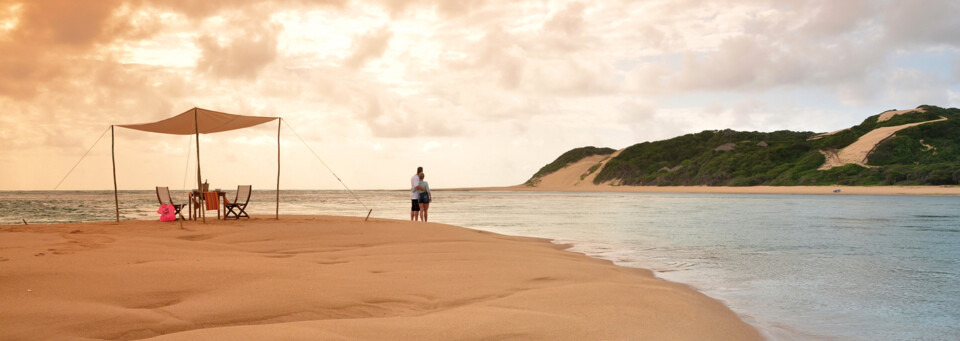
[2,190,959,340]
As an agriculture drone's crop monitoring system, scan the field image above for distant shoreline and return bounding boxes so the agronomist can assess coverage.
[446,184,960,196]
[6,186,959,196]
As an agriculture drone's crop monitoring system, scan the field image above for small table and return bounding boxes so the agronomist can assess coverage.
[188,190,226,220]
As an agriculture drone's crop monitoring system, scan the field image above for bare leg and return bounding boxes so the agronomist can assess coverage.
[420,203,429,222]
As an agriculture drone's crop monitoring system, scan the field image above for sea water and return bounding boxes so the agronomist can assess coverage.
[2,190,959,340]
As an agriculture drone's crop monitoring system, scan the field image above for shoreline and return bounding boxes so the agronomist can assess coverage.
[448,184,960,196]
[8,185,960,196]
[0,215,761,340]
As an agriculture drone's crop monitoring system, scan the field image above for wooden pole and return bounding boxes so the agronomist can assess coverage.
[111,125,119,222]
[195,108,205,223]
[276,118,281,220]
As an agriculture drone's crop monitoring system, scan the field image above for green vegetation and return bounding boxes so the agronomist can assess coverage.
[525,146,616,185]
[594,129,821,186]
[570,105,960,186]
[868,106,960,166]
[579,161,605,181]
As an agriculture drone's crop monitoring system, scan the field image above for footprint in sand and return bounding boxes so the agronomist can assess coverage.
[63,234,116,247]
[177,234,214,241]
[264,254,296,258]
[46,234,118,255]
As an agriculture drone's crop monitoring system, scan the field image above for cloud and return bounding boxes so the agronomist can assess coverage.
[372,0,487,17]
[434,0,487,17]
[526,59,617,95]
[617,100,657,124]
[147,0,347,19]
[459,25,527,89]
[620,1,914,97]
[881,0,960,47]
[0,0,350,99]
[834,79,879,105]
[663,35,813,91]
[954,55,960,82]
[0,0,154,99]
[12,0,124,46]
[342,26,393,69]
[536,2,603,53]
[452,83,543,120]
[4,0,960,190]
[883,68,950,106]
[291,64,465,138]
[797,0,876,39]
[634,24,668,50]
[542,1,586,38]
[355,90,463,138]
[195,21,282,79]
[625,62,671,94]
[610,0,960,104]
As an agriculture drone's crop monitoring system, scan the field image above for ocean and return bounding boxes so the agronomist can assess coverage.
[2,190,959,340]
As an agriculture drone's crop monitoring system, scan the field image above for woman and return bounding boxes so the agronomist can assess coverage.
[417,173,432,222]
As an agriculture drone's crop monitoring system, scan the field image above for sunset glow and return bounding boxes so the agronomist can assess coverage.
[1,0,958,190]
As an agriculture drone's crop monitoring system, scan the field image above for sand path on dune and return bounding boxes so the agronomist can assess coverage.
[819,116,947,170]
[531,149,623,189]
[878,108,925,122]
[0,216,760,341]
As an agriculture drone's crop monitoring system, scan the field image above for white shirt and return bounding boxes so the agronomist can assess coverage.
[411,174,420,199]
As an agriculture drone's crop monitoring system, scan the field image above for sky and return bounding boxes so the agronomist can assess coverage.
[1,0,959,191]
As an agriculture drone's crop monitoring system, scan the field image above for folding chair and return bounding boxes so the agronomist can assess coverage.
[156,186,186,220]
[224,185,251,219]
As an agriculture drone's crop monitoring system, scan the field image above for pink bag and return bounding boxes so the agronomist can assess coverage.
[158,204,176,222]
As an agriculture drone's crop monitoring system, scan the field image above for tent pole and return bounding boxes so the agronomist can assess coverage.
[276,118,281,220]
[111,125,119,222]
[195,108,205,223]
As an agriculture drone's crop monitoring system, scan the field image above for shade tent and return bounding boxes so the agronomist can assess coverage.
[112,107,281,222]
[118,108,278,135]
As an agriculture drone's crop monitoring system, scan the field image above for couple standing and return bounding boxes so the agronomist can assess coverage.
[410,166,432,221]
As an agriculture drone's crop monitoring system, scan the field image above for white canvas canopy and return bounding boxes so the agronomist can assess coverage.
[112,107,281,222]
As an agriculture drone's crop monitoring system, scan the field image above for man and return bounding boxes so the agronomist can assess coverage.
[411,166,423,221]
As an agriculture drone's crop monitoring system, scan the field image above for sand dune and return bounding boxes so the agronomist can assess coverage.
[878,108,925,122]
[0,216,760,340]
[517,110,953,190]
[530,149,623,190]
[819,116,947,170]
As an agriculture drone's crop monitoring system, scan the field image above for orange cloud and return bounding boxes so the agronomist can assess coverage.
[196,22,281,79]
[342,26,392,69]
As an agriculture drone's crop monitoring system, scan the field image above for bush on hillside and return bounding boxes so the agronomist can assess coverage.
[540,105,960,187]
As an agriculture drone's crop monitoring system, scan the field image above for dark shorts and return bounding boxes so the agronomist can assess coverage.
[411,199,421,211]
[418,192,431,204]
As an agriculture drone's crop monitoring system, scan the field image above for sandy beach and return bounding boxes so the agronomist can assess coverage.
[0,216,760,340]
[471,184,960,196]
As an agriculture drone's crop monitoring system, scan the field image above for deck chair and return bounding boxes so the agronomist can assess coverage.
[224,185,251,219]
[156,186,186,220]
